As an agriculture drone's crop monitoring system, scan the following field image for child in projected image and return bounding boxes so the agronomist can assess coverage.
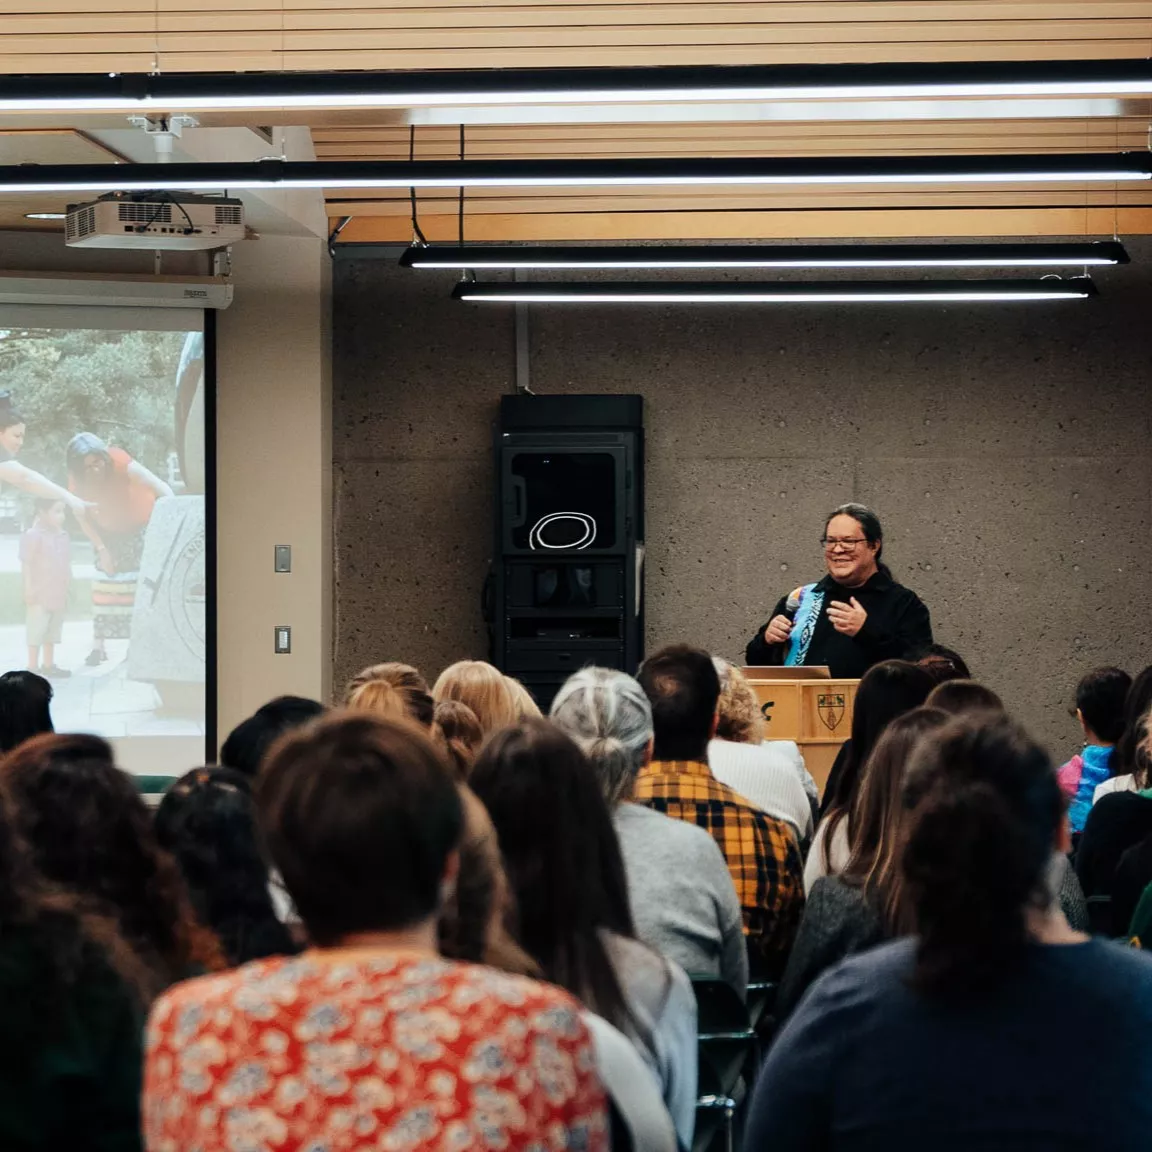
[20,498,72,679]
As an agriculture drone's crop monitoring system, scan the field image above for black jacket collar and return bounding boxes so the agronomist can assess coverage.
[817,569,893,595]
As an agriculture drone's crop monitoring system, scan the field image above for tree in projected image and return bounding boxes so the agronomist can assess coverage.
[0,328,185,493]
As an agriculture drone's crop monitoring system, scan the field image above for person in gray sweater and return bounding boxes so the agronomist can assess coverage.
[552,667,749,997]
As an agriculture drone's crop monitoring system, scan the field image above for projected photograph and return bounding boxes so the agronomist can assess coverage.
[0,323,206,772]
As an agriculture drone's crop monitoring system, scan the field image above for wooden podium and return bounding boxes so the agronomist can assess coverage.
[742,669,859,796]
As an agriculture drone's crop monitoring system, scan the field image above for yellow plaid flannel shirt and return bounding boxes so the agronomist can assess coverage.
[633,759,805,976]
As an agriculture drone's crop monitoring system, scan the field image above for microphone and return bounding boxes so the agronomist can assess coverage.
[784,586,805,620]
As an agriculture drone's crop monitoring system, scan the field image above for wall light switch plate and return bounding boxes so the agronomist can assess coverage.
[274,544,292,573]
[275,626,291,654]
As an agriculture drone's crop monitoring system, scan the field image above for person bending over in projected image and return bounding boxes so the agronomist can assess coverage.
[66,433,173,668]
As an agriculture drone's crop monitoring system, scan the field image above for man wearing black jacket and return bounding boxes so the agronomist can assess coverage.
[745,504,932,679]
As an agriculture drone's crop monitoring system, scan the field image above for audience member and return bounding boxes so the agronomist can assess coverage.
[144,714,612,1151]
[635,644,805,977]
[0,773,148,1150]
[344,661,434,726]
[0,668,54,752]
[914,643,971,684]
[437,784,539,976]
[218,694,325,778]
[432,659,520,735]
[925,677,1005,716]
[472,720,697,1147]
[1111,722,1152,938]
[809,660,935,890]
[747,715,1152,1150]
[2,733,223,994]
[1091,665,1152,801]
[551,667,748,996]
[708,657,814,839]
[1056,666,1132,833]
[431,699,484,780]
[779,707,951,1016]
[506,675,543,719]
[154,767,297,966]
[1077,696,1152,934]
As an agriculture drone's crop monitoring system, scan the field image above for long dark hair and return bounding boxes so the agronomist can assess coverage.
[0,773,151,1055]
[1113,665,1152,788]
[154,767,296,966]
[470,719,662,1048]
[825,502,890,579]
[901,716,1064,1000]
[841,707,951,932]
[821,660,935,858]
[0,671,54,753]
[1,734,224,992]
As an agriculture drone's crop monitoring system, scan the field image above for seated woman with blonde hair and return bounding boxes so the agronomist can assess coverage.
[708,657,815,840]
[433,660,521,737]
[344,662,434,728]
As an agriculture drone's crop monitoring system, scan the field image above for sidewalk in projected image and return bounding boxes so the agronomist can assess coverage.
[0,620,204,770]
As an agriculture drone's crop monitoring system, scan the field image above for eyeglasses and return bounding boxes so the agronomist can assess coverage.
[821,537,869,551]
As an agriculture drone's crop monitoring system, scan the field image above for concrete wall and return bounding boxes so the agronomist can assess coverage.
[333,246,1152,748]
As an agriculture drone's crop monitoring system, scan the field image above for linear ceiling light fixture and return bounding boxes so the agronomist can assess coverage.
[2,154,1149,194]
[451,279,1098,305]
[404,241,1129,271]
[5,60,1152,112]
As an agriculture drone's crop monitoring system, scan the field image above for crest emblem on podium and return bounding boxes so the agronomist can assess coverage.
[817,692,847,732]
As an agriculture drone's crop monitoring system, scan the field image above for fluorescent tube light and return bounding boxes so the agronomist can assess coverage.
[404,242,1128,271]
[2,155,1148,194]
[3,61,1152,113]
[452,279,1098,305]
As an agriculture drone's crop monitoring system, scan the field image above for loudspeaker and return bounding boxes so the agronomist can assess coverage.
[490,395,644,709]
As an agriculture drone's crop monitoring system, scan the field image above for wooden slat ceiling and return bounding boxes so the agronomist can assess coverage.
[2,1,1152,239]
[3,2,1152,72]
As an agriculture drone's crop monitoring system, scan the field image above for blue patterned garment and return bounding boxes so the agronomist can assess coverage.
[1069,744,1115,833]
[785,584,825,667]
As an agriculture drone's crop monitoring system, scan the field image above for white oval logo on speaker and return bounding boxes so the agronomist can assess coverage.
[529,513,597,551]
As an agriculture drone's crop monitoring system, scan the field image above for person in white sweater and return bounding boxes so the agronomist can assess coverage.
[708,658,815,841]
[551,666,749,998]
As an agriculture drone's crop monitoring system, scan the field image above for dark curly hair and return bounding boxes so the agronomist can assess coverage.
[0,772,151,1057]
[155,767,297,966]
[1,734,223,992]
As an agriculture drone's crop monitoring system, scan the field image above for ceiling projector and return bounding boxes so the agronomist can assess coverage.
[65,192,245,250]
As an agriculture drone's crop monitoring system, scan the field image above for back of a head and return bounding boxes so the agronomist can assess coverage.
[550,667,653,807]
[2,733,217,982]
[925,679,1005,718]
[843,706,952,918]
[432,700,485,781]
[220,695,326,779]
[154,767,290,964]
[432,660,520,736]
[915,644,972,685]
[901,715,1063,1001]
[470,719,639,1027]
[343,664,433,728]
[506,677,543,720]
[256,712,463,946]
[637,644,721,763]
[826,660,935,813]
[0,670,54,753]
[712,657,764,745]
[1113,665,1152,784]
[1075,666,1132,745]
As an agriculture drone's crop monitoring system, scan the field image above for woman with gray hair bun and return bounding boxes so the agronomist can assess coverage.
[552,667,749,996]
